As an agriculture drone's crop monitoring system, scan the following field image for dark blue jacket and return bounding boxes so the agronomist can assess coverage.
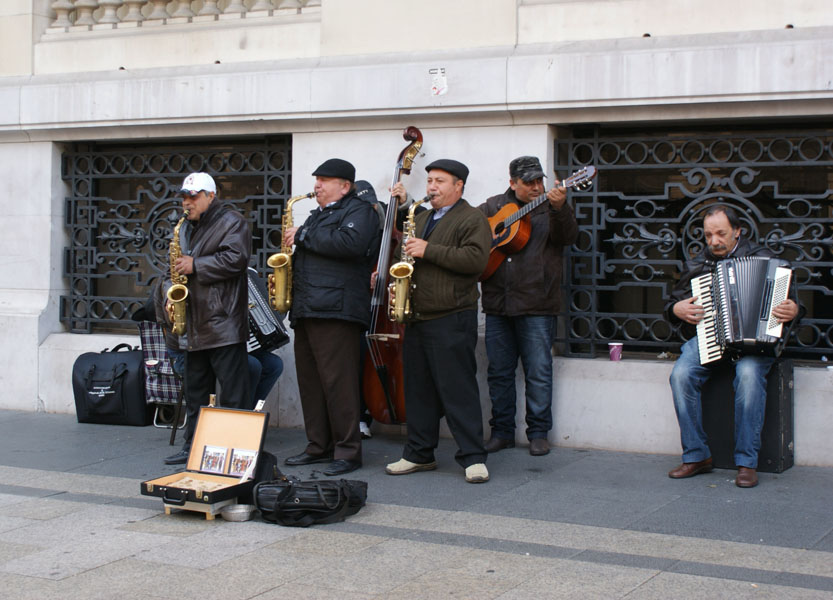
[289,189,382,329]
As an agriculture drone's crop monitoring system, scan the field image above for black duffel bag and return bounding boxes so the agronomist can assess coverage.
[254,474,367,527]
[71,343,149,426]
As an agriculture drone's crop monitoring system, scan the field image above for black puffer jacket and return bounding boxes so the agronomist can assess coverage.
[289,189,382,329]
[179,201,251,351]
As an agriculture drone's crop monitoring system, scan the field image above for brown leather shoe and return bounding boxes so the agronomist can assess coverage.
[485,437,515,453]
[735,466,759,488]
[667,457,714,479]
[529,438,550,456]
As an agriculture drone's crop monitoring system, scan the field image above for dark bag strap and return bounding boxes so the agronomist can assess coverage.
[84,361,128,389]
[108,343,138,353]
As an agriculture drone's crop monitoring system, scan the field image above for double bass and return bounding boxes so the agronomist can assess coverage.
[362,126,423,424]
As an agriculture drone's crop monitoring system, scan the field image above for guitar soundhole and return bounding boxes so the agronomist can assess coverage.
[494,223,505,235]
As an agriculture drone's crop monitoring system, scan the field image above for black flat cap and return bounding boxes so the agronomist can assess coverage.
[312,158,356,182]
[509,156,546,182]
[425,159,469,184]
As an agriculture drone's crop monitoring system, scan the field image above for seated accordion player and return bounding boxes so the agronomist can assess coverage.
[691,256,792,365]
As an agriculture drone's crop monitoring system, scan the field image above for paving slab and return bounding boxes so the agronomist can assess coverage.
[0,409,831,599]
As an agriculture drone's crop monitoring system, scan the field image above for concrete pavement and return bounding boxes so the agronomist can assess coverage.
[0,409,831,599]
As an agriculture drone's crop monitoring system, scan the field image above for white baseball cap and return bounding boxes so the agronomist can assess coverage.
[178,172,217,196]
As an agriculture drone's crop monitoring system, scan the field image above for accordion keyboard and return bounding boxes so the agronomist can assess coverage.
[692,272,723,364]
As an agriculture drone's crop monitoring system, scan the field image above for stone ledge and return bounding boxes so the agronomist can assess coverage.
[29,333,833,466]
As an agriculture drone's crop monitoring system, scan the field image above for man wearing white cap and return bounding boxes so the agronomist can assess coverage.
[163,172,252,465]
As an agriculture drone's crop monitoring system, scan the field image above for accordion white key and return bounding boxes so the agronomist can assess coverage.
[691,256,792,365]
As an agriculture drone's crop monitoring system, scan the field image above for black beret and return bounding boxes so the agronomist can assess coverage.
[312,158,356,182]
[425,159,469,184]
[509,156,546,182]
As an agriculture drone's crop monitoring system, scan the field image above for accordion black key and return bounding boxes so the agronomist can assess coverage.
[691,256,792,365]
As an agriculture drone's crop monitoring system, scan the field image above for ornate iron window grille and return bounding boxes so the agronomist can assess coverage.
[60,137,292,333]
[555,126,833,360]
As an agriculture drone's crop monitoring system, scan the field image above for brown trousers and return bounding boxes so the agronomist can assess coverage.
[293,318,362,462]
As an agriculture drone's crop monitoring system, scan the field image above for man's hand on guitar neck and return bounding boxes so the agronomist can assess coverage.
[546,180,567,210]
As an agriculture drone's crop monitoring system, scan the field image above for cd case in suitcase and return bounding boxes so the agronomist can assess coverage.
[141,406,268,515]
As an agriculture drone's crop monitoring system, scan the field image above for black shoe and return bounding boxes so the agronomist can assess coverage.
[485,437,515,453]
[164,449,189,465]
[284,452,333,466]
[323,459,362,476]
[529,438,550,456]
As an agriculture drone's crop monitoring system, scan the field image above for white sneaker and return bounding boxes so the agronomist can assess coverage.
[385,458,438,475]
[360,421,372,439]
[465,463,489,483]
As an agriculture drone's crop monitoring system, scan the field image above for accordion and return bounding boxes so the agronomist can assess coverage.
[247,271,290,353]
[691,256,792,365]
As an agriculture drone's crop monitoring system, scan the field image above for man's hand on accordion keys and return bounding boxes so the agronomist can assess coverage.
[674,296,706,325]
[771,299,799,324]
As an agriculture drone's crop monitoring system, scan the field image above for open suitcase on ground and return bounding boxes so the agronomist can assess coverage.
[141,406,268,519]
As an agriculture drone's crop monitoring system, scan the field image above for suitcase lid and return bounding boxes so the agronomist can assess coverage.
[187,406,268,478]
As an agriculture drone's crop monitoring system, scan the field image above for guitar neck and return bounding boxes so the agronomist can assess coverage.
[500,165,595,228]
[502,192,550,228]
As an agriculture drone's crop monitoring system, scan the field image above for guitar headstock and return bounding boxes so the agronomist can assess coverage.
[562,165,597,191]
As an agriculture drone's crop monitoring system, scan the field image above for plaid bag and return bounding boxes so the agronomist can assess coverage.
[137,321,181,404]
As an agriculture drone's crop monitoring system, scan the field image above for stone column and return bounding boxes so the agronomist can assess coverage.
[275,0,301,11]
[122,0,146,22]
[97,0,123,23]
[146,0,168,19]
[250,0,273,11]
[170,0,194,18]
[73,0,98,25]
[198,0,221,16]
[51,0,75,27]
[224,0,247,13]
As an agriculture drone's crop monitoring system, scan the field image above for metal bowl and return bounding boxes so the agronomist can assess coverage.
[220,504,257,522]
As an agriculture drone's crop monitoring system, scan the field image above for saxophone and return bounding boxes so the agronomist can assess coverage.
[388,195,430,323]
[268,192,316,313]
[166,211,189,336]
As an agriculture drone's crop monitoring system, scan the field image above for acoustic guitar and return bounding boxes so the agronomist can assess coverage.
[480,165,596,281]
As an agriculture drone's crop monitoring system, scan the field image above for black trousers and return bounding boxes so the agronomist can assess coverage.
[183,342,250,448]
[402,310,487,468]
[294,318,362,462]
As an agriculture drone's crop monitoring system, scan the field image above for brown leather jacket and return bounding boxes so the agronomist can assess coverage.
[167,200,251,351]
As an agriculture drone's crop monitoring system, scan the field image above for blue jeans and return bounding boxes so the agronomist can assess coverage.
[248,348,284,408]
[670,337,774,469]
[485,314,555,441]
[168,348,185,378]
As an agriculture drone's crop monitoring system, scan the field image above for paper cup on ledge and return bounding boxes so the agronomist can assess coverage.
[608,342,623,361]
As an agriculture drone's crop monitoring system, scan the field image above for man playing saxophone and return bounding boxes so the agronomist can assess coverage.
[163,172,252,465]
[385,159,493,483]
[282,159,382,477]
